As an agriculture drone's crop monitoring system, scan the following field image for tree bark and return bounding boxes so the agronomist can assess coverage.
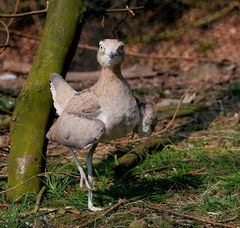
[7,0,85,200]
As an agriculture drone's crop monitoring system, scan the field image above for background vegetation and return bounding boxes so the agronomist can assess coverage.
[0,0,240,227]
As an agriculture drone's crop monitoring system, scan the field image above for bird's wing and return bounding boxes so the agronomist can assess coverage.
[135,98,158,136]
[64,89,102,117]
[50,73,76,115]
[46,113,105,148]
[47,89,105,148]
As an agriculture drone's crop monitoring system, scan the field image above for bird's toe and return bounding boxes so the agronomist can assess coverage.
[88,205,103,212]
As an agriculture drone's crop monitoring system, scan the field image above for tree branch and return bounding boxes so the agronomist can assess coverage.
[0,20,10,53]
[0,28,220,63]
[0,44,9,48]
[7,0,20,27]
[0,2,48,18]
[0,5,144,18]
[20,186,47,217]
[106,6,144,14]
[128,2,240,43]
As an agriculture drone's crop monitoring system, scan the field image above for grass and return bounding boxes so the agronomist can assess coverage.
[0,193,44,228]
[1,130,240,226]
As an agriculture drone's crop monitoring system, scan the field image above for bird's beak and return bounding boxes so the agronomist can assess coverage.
[109,52,115,59]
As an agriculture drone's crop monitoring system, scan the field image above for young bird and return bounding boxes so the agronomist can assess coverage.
[47,39,157,211]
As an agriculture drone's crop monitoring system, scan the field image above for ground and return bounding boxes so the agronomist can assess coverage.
[0,1,240,227]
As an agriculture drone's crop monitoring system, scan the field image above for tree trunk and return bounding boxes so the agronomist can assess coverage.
[7,0,85,200]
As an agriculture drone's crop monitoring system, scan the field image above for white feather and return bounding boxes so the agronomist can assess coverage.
[97,112,108,125]
[50,82,64,115]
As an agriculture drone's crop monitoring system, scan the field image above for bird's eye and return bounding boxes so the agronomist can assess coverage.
[118,45,124,54]
[99,45,104,50]
[119,45,124,51]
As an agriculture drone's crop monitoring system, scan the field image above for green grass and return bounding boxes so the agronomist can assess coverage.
[1,131,240,226]
[44,163,73,197]
[0,193,45,228]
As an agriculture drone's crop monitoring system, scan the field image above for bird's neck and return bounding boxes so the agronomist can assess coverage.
[101,65,121,78]
[97,65,129,86]
[92,64,131,96]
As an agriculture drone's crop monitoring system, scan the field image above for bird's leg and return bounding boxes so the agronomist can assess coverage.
[68,147,91,189]
[86,143,102,212]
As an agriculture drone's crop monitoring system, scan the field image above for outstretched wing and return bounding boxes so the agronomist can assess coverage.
[47,87,106,148]
[50,73,76,115]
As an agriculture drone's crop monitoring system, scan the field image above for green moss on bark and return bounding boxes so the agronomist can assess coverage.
[7,0,85,200]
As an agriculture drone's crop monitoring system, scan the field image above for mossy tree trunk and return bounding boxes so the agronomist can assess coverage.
[7,0,85,200]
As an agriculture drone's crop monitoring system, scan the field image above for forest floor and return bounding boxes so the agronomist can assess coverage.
[0,2,240,227]
[0,57,240,227]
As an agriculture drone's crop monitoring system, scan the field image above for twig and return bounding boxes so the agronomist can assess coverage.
[30,0,43,34]
[78,44,98,51]
[149,204,237,228]
[7,0,20,27]
[184,168,205,175]
[0,5,143,18]
[102,198,126,217]
[0,4,142,40]
[20,206,81,217]
[20,186,46,217]
[0,27,221,63]
[0,117,11,130]
[155,93,185,135]
[102,6,143,28]
[125,51,220,63]
[0,28,100,52]
[33,186,46,213]
[0,2,49,18]
[0,174,7,180]
[0,28,40,40]
[112,9,129,38]
[0,43,9,48]
[0,164,7,168]
[106,6,144,14]
[111,5,141,38]
[0,173,45,194]
[0,171,80,194]
[0,20,10,53]
[78,199,126,227]
[173,212,237,228]
[39,206,82,214]
[1,28,98,51]
[0,107,12,115]
[134,165,175,176]
[101,15,105,28]
[219,215,239,223]
[125,5,135,16]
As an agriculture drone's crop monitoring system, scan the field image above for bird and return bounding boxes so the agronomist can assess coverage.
[46,39,157,211]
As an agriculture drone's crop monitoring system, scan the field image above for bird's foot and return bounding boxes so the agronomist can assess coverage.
[68,148,92,190]
[88,204,103,212]
[88,194,102,211]
[79,174,92,190]
[78,167,91,189]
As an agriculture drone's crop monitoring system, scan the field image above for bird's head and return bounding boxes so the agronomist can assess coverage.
[97,39,125,68]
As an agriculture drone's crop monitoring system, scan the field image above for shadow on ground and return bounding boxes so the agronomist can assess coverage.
[93,65,240,206]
